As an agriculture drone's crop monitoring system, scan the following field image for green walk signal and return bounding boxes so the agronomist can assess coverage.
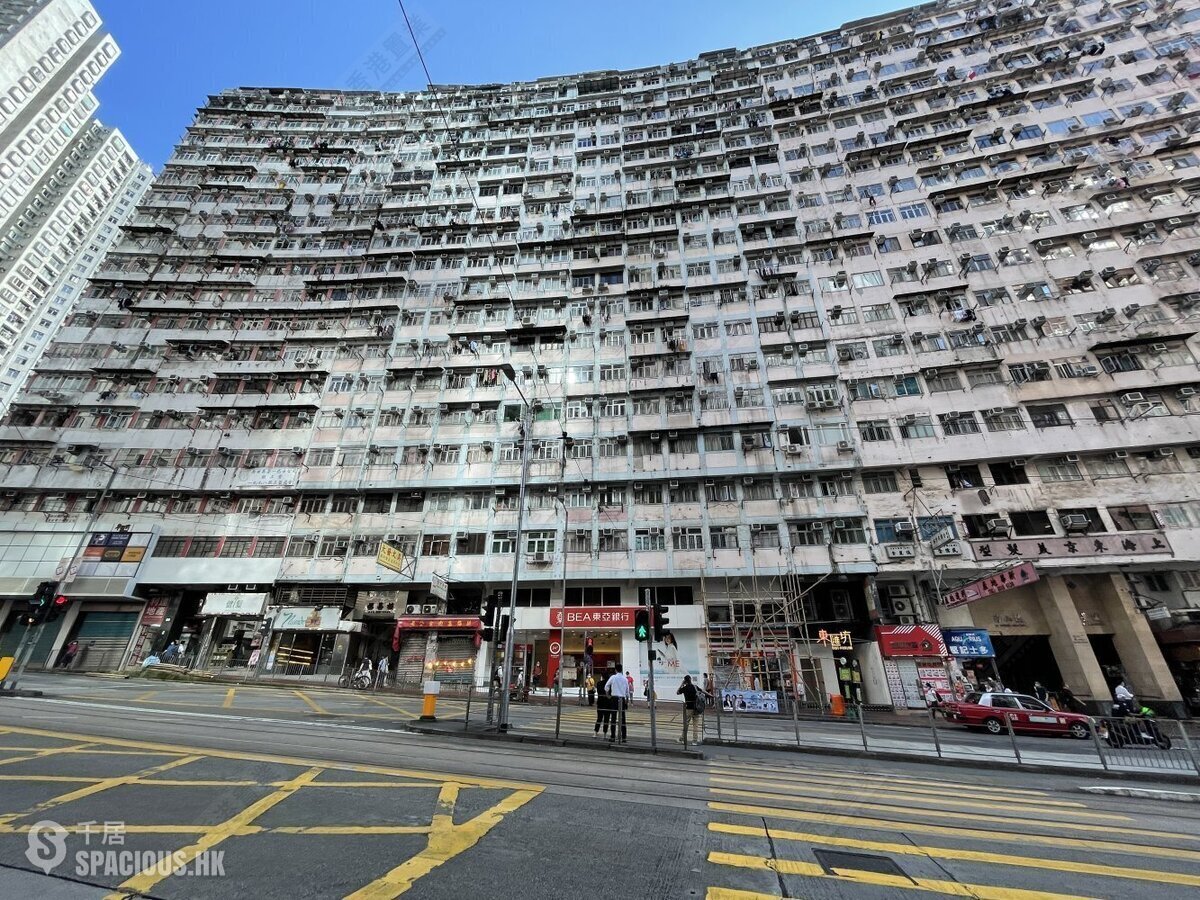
[634,608,650,642]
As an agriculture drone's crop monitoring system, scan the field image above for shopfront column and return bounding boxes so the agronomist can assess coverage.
[1098,574,1184,713]
[1034,576,1109,707]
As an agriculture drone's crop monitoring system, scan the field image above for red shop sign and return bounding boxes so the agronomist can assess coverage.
[549,606,643,629]
[874,624,947,658]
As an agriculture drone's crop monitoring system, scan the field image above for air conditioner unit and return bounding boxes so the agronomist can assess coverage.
[894,521,916,537]
[1177,387,1197,398]
[985,518,1010,535]
[1155,447,1175,458]
[897,615,918,625]
[837,440,853,453]
[1064,453,1079,463]
[1060,514,1090,532]
[422,604,438,614]
[786,444,805,455]
[1120,392,1145,405]
[1110,450,1128,460]
[405,604,421,615]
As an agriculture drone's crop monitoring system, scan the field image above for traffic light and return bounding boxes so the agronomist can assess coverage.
[634,609,650,642]
[653,602,670,643]
[46,593,70,623]
[481,593,498,641]
[497,613,510,643]
[26,581,56,626]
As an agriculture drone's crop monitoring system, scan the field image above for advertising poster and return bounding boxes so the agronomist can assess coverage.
[721,690,780,714]
[639,630,704,701]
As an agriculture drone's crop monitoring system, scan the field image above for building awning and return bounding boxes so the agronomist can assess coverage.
[1089,330,1196,353]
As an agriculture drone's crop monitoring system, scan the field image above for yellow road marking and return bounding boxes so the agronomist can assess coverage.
[709,851,1092,900]
[292,690,329,714]
[706,889,788,900]
[709,775,1123,820]
[0,823,438,836]
[361,695,419,719]
[0,755,201,826]
[706,761,1054,798]
[1,724,536,790]
[105,766,324,898]
[710,801,1199,862]
[709,821,1200,888]
[132,690,158,702]
[269,825,433,835]
[345,784,541,900]
[222,688,236,708]
[710,787,1156,837]
[0,775,97,783]
[0,741,96,766]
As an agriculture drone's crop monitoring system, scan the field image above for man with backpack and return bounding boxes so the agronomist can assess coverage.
[677,674,706,745]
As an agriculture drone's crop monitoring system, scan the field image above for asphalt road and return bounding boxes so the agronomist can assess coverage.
[1,675,1199,898]
[10,674,1197,778]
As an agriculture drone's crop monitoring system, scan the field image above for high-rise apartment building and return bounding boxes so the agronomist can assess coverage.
[0,0,1197,712]
[0,0,151,413]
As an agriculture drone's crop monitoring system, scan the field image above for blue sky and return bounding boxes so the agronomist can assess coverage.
[93,0,901,170]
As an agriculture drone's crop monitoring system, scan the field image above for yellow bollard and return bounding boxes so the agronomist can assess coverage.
[0,656,13,682]
[419,680,441,721]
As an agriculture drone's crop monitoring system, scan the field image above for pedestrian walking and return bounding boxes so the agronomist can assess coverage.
[923,682,941,716]
[703,673,715,707]
[376,655,390,689]
[585,674,596,706]
[605,667,630,743]
[58,640,79,669]
[532,661,543,689]
[625,670,634,697]
[677,674,705,744]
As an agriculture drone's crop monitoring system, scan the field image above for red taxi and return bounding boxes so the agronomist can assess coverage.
[941,691,1093,739]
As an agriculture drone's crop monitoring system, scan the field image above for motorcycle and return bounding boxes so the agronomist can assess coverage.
[1097,702,1172,750]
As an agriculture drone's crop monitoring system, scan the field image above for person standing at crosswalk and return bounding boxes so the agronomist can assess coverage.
[605,667,630,743]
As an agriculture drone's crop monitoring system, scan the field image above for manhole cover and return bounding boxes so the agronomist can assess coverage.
[812,848,909,879]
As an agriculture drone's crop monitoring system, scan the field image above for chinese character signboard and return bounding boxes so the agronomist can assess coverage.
[942,562,1039,608]
[967,532,1171,562]
[549,606,643,629]
[376,541,413,576]
[394,616,482,631]
[943,628,996,658]
[817,629,854,650]
[874,624,947,658]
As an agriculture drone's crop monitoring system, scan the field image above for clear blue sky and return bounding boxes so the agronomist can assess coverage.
[93,0,901,170]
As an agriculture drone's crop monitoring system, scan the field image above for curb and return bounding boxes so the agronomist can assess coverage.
[0,688,44,698]
[1079,785,1200,802]
[701,737,1200,786]
[404,723,705,759]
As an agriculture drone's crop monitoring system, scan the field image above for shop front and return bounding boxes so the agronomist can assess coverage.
[262,605,359,676]
[497,604,708,700]
[391,615,482,685]
[937,569,1185,714]
[874,624,950,710]
[194,592,269,671]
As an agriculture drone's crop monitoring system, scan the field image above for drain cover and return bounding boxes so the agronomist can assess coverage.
[812,848,909,879]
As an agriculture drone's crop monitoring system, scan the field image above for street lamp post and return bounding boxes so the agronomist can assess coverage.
[496,364,533,733]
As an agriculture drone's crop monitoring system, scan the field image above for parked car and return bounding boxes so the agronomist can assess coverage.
[941,691,1093,739]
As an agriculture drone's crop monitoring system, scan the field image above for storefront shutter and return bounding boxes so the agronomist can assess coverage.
[393,632,426,682]
[72,612,140,672]
[433,635,475,684]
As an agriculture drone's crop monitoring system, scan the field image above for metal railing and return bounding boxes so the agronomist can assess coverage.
[703,701,1200,778]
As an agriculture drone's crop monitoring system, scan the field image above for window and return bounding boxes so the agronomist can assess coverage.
[709,526,739,549]
[989,461,1029,486]
[751,525,781,549]
[673,527,704,551]
[633,528,665,551]
[1028,404,1072,429]
[1107,505,1157,532]
[1009,510,1055,536]
[1037,457,1083,482]
[862,471,898,493]
[945,464,983,489]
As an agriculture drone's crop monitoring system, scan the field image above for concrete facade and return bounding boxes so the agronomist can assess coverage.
[0,0,1199,712]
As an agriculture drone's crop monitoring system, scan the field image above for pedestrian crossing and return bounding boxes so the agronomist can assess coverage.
[702,759,1200,899]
